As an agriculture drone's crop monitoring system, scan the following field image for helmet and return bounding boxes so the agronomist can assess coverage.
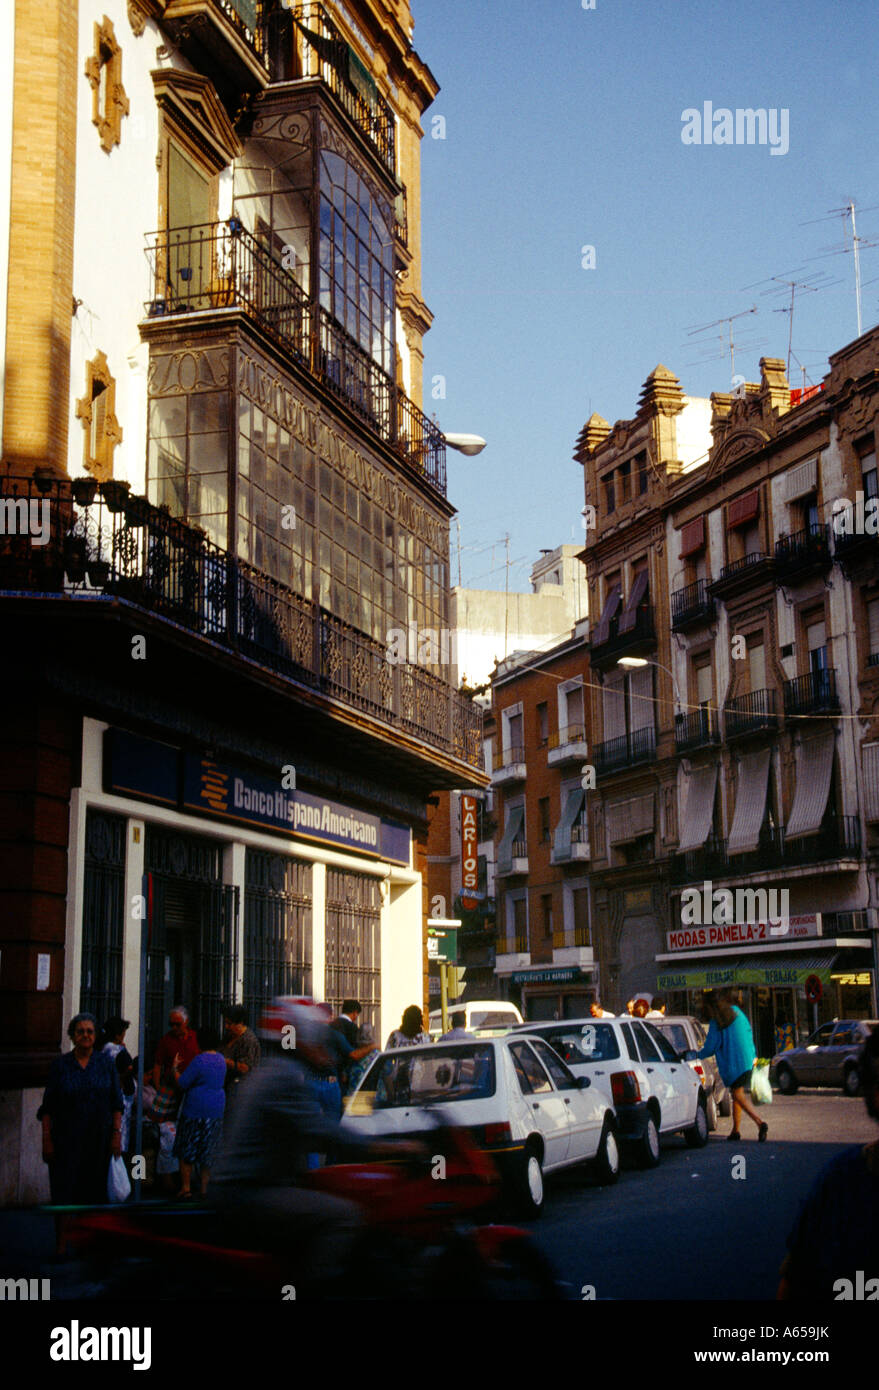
[257,996,327,1047]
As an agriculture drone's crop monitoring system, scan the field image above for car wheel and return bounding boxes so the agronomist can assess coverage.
[634,1112,661,1169]
[513,1144,545,1219]
[685,1095,709,1148]
[776,1064,798,1096]
[719,1088,733,1117]
[590,1117,620,1186]
[843,1064,861,1097]
[706,1090,718,1132]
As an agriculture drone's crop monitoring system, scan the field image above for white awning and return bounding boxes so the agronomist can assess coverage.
[786,731,835,839]
[727,748,771,854]
[607,793,654,845]
[554,787,587,860]
[785,457,817,501]
[864,743,879,823]
[497,805,525,873]
[677,763,719,853]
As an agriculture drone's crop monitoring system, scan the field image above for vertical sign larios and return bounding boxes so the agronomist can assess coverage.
[461,794,479,907]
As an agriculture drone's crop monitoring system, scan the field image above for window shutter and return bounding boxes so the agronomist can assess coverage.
[679,517,705,557]
[728,490,760,529]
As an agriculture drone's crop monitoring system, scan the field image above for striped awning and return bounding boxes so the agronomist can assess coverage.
[607,793,654,845]
[727,747,771,854]
[677,763,718,852]
[863,743,879,823]
[497,804,525,874]
[679,517,705,558]
[553,787,587,860]
[785,457,817,501]
[786,731,835,839]
[728,490,760,529]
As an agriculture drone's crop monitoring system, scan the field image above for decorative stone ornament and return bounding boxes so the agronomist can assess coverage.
[85,17,129,152]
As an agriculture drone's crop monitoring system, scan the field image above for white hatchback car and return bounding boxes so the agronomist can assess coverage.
[342,1034,620,1216]
[514,1018,709,1167]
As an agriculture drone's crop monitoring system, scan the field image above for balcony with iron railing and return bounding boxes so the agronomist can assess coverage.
[144,222,446,499]
[671,578,715,631]
[723,688,778,740]
[774,523,831,582]
[671,817,861,883]
[589,604,656,669]
[675,706,721,753]
[0,476,482,769]
[783,668,840,718]
[491,745,527,785]
[547,722,588,764]
[496,839,529,878]
[594,726,656,775]
[550,819,590,864]
[709,550,775,599]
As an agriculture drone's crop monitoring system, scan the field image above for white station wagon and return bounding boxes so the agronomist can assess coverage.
[342,1034,620,1215]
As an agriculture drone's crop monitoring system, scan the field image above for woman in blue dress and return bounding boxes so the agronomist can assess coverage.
[690,989,767,1142]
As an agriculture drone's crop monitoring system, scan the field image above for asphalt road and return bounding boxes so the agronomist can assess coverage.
[529,1089,876,1300]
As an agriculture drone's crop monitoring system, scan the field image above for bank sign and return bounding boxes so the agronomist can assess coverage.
[182,756,410,864]
[666,915,820,952]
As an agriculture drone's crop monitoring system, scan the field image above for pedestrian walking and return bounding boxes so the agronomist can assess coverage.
[385,1004,431,1049]
[689,989,766,1141]
[779,1027,879,1298]
[101,1015,135,1152]
[173,1027,226,1198]
[38,1012,124,1254]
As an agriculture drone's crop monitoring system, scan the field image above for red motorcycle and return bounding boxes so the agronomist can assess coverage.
[67,1118,563,1300]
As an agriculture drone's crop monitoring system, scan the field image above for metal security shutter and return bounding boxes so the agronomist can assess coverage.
[728,748,772,854]
[677,763,719,852]
[325,869,380,1029]
[243,851,313,1022]
[863,743,879,822]
[80,810,126,1024]
[786,732,835,839]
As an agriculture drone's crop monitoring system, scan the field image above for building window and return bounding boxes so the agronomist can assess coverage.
[538,797,551,843]
[537,701,549,746]
[748,638,767,693]
[75,351,123,481]
[602,473,615,515]
[571,885,590,947]
[858,440,878,501]
[636,451,648,495]
[619,459,631,503]
[866,597,879,665]
[84,17,129,153]
[540,893,553,939]
[319,150,394,374]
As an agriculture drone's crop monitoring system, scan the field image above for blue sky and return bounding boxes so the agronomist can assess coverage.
[414,0,879,591]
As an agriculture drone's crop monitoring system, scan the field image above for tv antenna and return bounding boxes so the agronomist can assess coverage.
[683,306,763,378]
[802,200,879,337]
[741,270,841,378]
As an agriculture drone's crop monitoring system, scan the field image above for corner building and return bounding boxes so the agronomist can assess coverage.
[0,0,485,1203]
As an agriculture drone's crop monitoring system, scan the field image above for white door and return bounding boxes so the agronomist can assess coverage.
[643,1021,698,1125]
[631,1021,689,1129]
[507,1040,570,1168]
[528,1036,602,1160]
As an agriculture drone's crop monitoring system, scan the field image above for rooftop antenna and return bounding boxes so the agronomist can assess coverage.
[802,201,879,338]
[684,305,760,380]
[741,269,841,379]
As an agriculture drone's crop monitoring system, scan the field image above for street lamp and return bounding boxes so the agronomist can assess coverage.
[617,655,683,714]
[444,433,487,457]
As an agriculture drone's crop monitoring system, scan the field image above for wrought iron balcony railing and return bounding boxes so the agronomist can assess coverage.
[594,726,656,774]
[774,523,831,579]
[0,476,481,767]
[671,817,861,883]
[675,706,720,752]
[671,577,715,631]
[547,723,587,750]
[144,222,446,499]
[492,745,526,772]
[783,668,840,718]
[724,688,778,739]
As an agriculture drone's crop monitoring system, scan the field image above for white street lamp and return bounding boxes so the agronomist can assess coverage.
[444,433,487,457]
[617,655,683,714]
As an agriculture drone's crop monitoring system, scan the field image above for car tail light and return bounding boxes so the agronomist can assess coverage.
[482,1121,513,1146]
[691,1061,705,1081]
[611,1070,642,1105]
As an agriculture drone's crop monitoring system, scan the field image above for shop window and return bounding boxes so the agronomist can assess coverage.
[84,16,129,152]
[75,351,123,480]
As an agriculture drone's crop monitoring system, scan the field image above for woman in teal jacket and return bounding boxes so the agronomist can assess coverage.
[689,989,767,1142]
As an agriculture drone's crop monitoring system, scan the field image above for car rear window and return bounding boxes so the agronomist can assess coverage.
[534,1024,620,1064]
[469,1010,521,1031]
[353,1046,496,1111]
[656,1023,689,1055]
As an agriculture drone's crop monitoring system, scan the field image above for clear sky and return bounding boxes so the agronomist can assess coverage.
[413,0,879,592]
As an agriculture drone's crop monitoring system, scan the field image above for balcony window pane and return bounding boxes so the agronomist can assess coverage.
[748,642,766,693]
[150,398,186,442]
[190,392,228,434]
[189,432,226,474]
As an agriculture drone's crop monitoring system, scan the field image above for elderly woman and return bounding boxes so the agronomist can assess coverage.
[39,1012,124,1253]
[172,1026,226,1197]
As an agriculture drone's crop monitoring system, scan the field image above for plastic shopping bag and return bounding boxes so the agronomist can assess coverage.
[107,1155,131,1203]
[751,1060,772,1105]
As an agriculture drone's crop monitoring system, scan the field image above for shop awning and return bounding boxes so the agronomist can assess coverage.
[657,949,841,992]
[727,747,771,854]
[553,787,586,860]
[677,763,718,853]
[497,804,525,874]
[786,731,835,839]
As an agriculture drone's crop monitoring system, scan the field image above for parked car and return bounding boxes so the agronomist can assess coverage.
[650,1014,731,1131]
[428,1000,523,1039]
[771,1019,878,1096]
[512,1017,709,1167]
[342,1034,620,1216]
